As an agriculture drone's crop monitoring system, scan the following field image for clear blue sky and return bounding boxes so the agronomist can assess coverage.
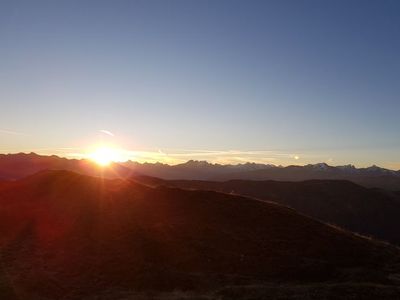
[0,0,399,168]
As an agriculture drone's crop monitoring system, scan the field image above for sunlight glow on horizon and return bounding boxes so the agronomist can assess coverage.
[88,147,130,166]
[1,146,399,170]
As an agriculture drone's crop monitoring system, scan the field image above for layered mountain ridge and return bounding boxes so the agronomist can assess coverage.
[1,153,400,190]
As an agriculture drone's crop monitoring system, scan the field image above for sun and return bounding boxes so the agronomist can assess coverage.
[88,147,124,166]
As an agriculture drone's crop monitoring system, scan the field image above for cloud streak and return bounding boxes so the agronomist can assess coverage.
[0,129,27,136]
[113,148,309,165]
[99,130,114,137]
[19,145,335,167]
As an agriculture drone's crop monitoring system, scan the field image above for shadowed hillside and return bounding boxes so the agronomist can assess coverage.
[0,171,400,299]
[136,177,400,245]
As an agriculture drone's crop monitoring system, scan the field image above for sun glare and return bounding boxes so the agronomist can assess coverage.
[89,147,125,166]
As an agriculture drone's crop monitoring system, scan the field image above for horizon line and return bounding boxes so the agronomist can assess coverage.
[0,151,398,172]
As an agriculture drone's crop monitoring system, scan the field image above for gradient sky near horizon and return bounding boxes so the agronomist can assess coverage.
[1,0,399,168]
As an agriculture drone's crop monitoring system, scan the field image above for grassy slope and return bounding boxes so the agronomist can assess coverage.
[0,171,399,299]
[138,177,400,245]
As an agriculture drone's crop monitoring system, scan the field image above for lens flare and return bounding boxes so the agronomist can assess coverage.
[89,147,125,166]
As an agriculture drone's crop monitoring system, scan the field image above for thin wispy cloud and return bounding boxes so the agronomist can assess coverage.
[99,130,114,137]
[0,129,27,136]
[117,149,305,165]
[0,144,333,166]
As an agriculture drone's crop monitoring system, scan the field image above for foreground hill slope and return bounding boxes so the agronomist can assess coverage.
[137,177,400,245]
[0,171,400,299]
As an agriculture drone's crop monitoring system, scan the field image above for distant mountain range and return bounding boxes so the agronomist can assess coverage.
[1,170,400,299]
[124,160,400,190]
[1,153,400,190]
[2,153,400,247]
[3,153,400,245]
[0,152,135,180]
